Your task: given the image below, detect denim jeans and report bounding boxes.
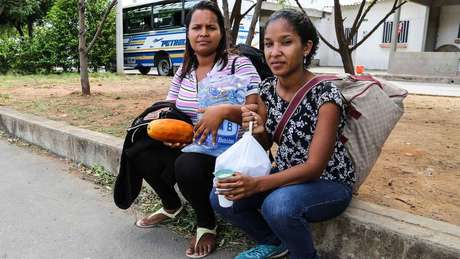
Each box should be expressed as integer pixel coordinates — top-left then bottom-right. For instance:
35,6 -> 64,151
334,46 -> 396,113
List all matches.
210,179 -> 352,259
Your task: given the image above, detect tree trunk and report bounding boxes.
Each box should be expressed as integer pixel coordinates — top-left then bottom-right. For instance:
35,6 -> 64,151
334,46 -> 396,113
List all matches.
78,0 -> 90,95
333,0 -> 355,75
79,50 -> 90,95
231,17 -> 242,46
15,23 -> 24,38
27,18 -> 34,39
221,0 -> 232,48
229,0 -> 242,46
339,47 -> 354,74
245,0 -> 262,46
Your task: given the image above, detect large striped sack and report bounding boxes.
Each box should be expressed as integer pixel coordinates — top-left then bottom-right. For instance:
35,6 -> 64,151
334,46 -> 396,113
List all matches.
332,75 -> 408,191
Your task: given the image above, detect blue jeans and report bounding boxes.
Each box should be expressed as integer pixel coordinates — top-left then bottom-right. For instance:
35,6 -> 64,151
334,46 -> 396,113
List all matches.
210,179 -> 352,259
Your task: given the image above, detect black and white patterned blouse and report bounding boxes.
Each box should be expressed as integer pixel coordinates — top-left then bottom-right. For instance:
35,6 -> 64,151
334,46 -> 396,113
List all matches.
260,77 -> 355,187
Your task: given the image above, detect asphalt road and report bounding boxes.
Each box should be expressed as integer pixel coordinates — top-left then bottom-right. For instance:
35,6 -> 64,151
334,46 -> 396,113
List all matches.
390,81 -> 460,97
0,138 -> 237,259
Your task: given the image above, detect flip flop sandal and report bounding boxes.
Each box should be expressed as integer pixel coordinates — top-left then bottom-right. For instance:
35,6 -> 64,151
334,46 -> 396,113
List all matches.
185,226 -> 217,258
135,205 -> 183,228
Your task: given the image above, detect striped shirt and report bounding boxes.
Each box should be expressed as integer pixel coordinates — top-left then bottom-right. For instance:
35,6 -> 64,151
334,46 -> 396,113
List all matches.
166,55 -> 260,124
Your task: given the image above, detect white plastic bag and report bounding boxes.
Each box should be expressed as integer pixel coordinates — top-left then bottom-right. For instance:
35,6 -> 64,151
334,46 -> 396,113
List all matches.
214,131 -> 271,177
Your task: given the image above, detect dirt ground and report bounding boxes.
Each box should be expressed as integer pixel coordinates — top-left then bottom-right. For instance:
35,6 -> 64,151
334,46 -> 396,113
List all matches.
0,74 -> 459,225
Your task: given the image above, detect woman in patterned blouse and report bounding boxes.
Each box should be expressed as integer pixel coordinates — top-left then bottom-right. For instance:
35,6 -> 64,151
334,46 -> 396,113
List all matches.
212,9 -> 355,259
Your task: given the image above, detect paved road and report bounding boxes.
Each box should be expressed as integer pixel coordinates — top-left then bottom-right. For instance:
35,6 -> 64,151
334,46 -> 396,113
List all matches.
0,138 -> 237,259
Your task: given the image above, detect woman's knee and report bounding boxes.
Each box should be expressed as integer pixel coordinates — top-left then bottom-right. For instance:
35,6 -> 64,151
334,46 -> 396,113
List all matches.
261,188 -> 300,226
174,153 -> 214,183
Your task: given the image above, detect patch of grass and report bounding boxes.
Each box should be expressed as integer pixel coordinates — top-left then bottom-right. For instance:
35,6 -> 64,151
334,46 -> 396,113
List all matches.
90,165 -> 115,186
0,73 -> 79,88
0,72 -> 131,89
0,93 -> 11,103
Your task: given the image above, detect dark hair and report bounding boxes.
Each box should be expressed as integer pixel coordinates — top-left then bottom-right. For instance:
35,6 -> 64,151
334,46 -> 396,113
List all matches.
265,9 -> 319,68
180,1 -> 228,79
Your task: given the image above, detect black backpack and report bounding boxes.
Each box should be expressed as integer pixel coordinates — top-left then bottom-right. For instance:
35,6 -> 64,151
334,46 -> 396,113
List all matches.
231,43 -> 273,81
114,101 -> 192,209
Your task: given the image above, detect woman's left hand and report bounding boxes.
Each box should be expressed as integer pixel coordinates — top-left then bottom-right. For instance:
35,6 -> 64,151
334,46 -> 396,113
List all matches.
194,106 -> 225,144
216,173 -> 259,201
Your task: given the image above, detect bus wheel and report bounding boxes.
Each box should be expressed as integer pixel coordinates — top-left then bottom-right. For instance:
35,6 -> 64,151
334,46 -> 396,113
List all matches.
157,58 -> 172,76
138,66 -> 151,75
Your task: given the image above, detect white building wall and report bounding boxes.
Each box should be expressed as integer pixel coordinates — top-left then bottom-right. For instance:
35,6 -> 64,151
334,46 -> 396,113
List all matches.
436,5 -> 460,49
319,0 -> 428,70
314,15 -> 331,66
310,16 -> 330,65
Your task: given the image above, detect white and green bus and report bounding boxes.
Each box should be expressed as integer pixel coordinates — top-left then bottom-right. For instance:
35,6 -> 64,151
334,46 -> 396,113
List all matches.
123,0 -> 259,75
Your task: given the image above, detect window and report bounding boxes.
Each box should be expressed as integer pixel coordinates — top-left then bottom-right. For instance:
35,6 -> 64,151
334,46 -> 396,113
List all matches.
382,20 -> 410,43
122,1 -> 199,33
152,1 -> 198,30
123,5 -> 153,34
345,27 -> 358,46
457,24 -> 460,38
152,2 -> 183,29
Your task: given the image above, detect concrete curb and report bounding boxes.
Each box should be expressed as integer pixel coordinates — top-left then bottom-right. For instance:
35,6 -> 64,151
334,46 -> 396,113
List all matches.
1,107 -> 459,258
0,107 -> 122,174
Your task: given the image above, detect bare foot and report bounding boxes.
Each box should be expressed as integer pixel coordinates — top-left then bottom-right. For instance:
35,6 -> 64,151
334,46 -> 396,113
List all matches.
185,232 -> 216,258
135,208 -> 180,228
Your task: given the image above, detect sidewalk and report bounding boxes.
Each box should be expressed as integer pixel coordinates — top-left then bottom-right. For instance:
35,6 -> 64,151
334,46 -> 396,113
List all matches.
0,137 -> 237,258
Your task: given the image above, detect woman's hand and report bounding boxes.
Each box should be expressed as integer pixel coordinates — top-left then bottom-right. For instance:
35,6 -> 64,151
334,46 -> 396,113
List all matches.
215,173 -> 259,201
241,104 -> 265,134
194,105 -> 226,145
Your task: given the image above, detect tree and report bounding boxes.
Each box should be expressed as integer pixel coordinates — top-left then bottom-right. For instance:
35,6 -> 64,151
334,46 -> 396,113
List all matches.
46,0 -> 79,71
78,0 -> 116,95
0,0 -> 54,38
245,0 -> 263,45
221,0 -> 258,46
45,0 -> 115,73
295,0 -> 406,74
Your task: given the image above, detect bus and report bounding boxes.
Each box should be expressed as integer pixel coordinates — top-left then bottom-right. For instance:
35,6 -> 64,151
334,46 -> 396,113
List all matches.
123,0 -> 260,75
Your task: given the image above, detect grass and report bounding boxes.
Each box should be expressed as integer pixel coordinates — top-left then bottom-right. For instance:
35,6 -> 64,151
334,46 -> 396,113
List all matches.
0,93 -> 10,102
0,72 -> 150,89
0,72 -> 80,88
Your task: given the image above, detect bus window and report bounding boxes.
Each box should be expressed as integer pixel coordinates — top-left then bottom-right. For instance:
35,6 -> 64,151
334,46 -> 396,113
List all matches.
153,2 -> 182,29
152,0 -> 199,29
123,5 -> 153,34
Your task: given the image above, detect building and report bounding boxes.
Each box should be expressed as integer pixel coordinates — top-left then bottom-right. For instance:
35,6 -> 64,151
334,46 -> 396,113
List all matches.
316,0 -> 460,76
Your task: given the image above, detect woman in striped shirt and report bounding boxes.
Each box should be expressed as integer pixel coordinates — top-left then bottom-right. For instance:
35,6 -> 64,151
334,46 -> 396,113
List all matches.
133,1 -> 260,258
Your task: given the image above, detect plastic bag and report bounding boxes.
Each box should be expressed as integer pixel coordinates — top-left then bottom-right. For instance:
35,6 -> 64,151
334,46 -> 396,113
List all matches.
182,74 -> 250,156
214,131 -> 271,177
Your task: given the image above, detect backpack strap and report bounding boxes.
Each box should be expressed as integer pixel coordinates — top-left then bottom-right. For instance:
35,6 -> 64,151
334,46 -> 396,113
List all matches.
230,56 -> 239,75
273,75 -> 340,144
